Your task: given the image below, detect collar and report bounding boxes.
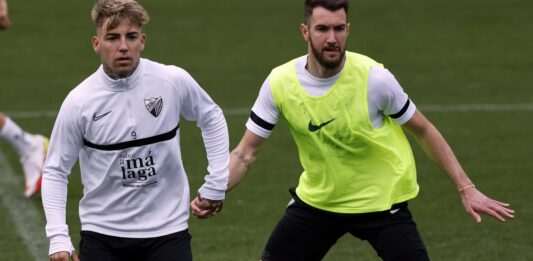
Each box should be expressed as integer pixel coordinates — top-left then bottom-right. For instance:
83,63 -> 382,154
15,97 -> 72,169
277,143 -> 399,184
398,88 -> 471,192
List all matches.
98,58 -> 145,91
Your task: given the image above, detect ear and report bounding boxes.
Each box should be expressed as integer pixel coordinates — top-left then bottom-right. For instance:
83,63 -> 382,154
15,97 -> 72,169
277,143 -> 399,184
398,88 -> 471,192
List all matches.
92,36 -> 100,54
300,23 -> 309,42
346,22 -> 351,36
140,33 -> 146,51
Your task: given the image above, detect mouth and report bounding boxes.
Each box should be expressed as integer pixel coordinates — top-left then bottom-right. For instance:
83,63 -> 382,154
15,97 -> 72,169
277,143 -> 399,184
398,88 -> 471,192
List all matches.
115,57 -> 133,66
116,57 -> 132,62
323,46 -> 340,52
323,47 -> 341,58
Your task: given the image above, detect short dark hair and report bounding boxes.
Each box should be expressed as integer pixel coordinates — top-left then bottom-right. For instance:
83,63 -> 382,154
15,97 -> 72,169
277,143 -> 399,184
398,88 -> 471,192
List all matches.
304,0 -> 349,24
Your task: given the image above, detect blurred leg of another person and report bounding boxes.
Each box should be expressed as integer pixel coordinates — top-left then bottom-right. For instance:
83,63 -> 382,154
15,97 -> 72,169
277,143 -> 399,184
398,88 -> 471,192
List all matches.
0,113 -> 48,197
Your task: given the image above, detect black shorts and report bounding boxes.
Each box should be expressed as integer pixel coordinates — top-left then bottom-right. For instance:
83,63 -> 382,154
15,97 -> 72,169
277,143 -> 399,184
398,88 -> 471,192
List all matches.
262,189 -> 430,261
79,229 -> 192,261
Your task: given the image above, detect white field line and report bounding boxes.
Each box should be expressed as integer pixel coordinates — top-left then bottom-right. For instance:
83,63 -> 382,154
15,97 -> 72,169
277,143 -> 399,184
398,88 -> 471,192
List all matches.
5,103 -> 533,119
0,151 -> 48,261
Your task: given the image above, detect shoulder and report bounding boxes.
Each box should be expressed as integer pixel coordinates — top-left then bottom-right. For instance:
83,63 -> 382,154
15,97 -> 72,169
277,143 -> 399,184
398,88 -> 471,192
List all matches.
346,52 -> 380,66
62,73 -> 100,110
269,55 -> 306,91
368,65 -> 405,104
271,55 -> 305,75
368,66 -> 398,88
142,58 -> 189,77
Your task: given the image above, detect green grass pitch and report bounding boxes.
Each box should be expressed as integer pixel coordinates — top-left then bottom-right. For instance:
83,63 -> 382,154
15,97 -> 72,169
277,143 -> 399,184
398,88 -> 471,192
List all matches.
1,0 -> 532,260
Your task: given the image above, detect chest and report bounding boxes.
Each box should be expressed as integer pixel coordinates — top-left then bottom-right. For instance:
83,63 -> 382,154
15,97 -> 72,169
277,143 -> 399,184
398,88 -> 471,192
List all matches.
81,85 -> 181,145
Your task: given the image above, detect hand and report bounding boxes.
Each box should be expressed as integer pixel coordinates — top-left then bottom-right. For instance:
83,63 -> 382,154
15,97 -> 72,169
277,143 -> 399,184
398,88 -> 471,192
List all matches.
49,250 -> 79,261
460,187 -> 514,223
190,193 -> 224,219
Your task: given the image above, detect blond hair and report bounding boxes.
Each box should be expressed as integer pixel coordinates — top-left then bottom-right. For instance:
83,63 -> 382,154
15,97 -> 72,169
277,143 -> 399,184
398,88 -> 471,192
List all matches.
91,0 -> 149,31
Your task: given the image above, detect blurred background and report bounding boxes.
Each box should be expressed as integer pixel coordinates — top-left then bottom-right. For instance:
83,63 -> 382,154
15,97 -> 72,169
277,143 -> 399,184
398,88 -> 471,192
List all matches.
1,0 -> 531,260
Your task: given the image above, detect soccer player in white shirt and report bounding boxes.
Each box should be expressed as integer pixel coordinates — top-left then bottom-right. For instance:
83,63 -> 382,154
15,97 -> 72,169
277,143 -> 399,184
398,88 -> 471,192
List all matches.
42,1 -> 229,260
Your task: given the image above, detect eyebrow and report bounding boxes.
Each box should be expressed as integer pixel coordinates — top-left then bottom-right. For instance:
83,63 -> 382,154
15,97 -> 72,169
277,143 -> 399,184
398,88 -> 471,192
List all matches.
104,31 -> 140,37
315,22 -> 346,27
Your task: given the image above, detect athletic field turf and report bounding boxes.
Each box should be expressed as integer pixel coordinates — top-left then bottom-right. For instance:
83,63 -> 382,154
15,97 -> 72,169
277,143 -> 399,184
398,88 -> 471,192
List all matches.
1,0 -> 531,260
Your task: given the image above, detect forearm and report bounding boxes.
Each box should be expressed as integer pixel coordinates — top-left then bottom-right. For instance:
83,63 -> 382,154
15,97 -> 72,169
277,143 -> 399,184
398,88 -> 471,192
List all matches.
414,123 -> 473,190
41,172 -> 73,255
198,108 -> 230,200
226,130 -> 264,192
404,110 -> 473,190
227,149 -> 254,191
42,107 -> 81,255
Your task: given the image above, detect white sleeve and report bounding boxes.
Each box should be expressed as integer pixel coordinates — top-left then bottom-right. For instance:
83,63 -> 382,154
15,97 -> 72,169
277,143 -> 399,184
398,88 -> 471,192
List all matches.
42,95 -> 83,255
245,76 -> 279,138
368,66 -> 416,126
177,69 -> 229,200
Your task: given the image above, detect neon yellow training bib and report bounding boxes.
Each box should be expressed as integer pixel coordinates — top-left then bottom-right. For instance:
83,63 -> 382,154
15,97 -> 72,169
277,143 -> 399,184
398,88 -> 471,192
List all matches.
269,52 -> 418,213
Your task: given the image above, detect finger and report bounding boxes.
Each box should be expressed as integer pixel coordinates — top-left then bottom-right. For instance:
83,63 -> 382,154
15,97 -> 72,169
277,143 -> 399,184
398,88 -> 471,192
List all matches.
496,204 -> 515,214
190,201 -> 209,218
496,206 -> 515,219
191,204 -> 215,218
192,208 -> 209,218
191,198 -> 211,210
215,203 -> 224,213
487,202 -> 515,219
480,207 -> 506,222
466,207 -> 482,223
190,200 -> 202,213
490,199 -> 510,206
195,198 -> 215,210
72,250 -> 80,261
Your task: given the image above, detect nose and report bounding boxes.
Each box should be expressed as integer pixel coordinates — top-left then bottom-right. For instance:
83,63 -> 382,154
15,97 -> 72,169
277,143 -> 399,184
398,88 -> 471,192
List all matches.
119,37 -> 128,52
326,30 -> 337,45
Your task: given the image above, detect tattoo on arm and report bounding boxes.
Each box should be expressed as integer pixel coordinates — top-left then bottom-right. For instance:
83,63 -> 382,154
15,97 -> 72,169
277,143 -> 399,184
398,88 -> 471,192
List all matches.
233,151 -> 253,169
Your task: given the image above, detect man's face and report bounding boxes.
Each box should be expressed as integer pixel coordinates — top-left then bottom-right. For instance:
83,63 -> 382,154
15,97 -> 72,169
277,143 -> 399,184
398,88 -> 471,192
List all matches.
92,19 -> 146,78
302,7 -> 349,70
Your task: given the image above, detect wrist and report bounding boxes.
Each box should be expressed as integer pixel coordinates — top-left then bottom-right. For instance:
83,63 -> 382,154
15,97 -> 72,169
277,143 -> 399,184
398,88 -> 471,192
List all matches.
458,184 -> 475,193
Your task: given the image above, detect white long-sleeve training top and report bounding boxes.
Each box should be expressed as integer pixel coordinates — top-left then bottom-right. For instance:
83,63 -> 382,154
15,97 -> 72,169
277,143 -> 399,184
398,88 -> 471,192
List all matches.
42,58 -> 229,255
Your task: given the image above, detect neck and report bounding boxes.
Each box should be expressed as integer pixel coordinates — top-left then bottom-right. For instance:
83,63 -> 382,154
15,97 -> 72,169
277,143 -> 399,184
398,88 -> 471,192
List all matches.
103,60 -> 140,80
305,54 -> 345,78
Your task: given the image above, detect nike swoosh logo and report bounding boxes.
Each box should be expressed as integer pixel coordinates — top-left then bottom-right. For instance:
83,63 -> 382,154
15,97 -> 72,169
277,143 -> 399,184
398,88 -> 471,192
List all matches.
92,111 -> 112,121
389,208 -> 400,214
308,118 -> 336,132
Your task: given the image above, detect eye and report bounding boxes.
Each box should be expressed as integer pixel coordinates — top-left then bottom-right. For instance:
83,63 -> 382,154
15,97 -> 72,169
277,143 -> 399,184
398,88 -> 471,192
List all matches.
315,26 -> 328,32
334,25 -> 346,32
105,35 -> 119,41
127,33 -> 140,40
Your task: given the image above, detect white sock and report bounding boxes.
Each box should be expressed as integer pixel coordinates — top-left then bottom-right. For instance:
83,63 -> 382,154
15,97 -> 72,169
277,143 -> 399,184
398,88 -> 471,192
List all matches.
0,117 -> 35,157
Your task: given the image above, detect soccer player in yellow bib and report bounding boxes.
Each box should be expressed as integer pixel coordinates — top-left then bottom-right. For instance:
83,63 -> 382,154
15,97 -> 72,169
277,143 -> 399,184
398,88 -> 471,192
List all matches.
219,0 -> 515,260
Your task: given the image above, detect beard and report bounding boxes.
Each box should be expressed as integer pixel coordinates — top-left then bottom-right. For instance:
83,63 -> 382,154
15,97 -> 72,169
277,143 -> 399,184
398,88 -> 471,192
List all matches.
309,38 -> 346,70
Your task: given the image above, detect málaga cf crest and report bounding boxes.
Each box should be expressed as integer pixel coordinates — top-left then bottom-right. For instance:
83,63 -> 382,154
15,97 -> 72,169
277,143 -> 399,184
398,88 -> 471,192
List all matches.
144,97 -> 163,117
